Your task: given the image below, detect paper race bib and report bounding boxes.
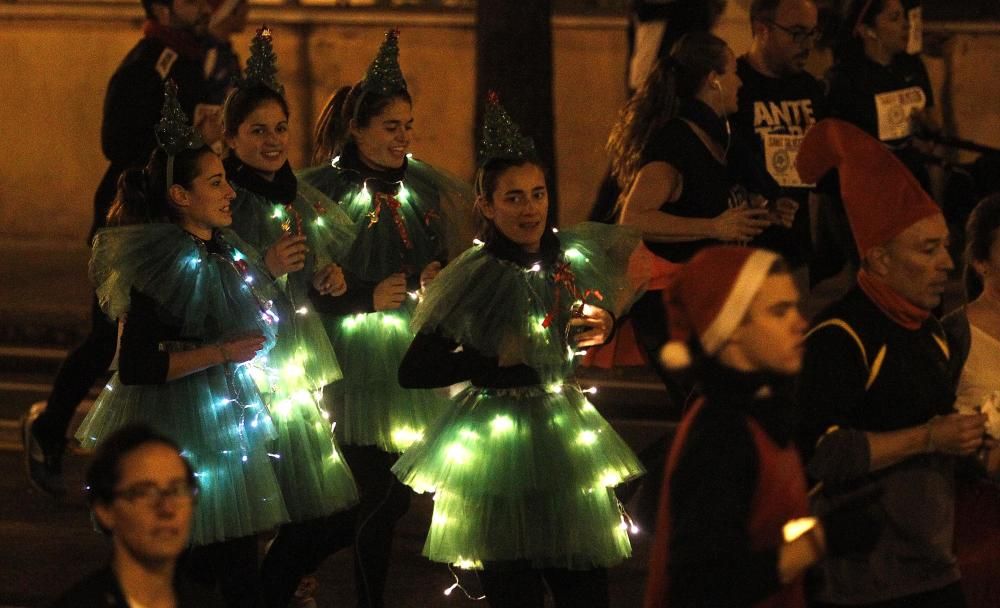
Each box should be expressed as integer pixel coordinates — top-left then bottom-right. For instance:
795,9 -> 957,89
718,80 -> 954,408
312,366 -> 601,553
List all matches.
764,133 -> 813,188
874,86 -> 926,141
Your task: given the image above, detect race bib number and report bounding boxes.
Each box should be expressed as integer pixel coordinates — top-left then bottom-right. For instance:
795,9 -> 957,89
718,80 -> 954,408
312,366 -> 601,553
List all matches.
764,133 -> 813,188
155,48 -> 178,80
874,86 -> 926,141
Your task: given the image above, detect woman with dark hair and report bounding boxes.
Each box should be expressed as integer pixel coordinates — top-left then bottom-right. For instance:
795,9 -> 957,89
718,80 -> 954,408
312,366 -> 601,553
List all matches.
606,32 -> 779,375
221,27 -> 360,608
294,29 -> 472,608
75,82 -> 289,607
826,0 -> 936,188
609,32 -> 779,262
942,194 -> 1000,608
392,96 -> 645,608
52,424 -> 226,608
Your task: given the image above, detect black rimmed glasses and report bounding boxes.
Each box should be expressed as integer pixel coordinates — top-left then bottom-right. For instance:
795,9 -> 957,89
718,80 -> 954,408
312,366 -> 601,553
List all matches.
113,480 -> 198,507
764,20 -> 822,45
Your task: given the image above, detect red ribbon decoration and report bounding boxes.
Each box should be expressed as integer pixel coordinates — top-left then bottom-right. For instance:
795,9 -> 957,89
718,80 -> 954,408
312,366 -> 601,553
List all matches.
541,261 -> 605,328
282,203 -> 303,235
312,200 -> 327,217
367,192 -> 413,250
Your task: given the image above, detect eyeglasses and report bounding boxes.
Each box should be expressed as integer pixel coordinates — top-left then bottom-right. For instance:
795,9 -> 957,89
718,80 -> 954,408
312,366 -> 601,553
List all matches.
764,19 -> 822,45
113,480 -> 198,507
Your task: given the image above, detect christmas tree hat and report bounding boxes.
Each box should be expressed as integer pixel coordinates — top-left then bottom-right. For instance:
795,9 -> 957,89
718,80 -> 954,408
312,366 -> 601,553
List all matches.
155,80 -> 204,185
240,25 -> 284,95
477,91 -> 538,166
360,29 -> 407,96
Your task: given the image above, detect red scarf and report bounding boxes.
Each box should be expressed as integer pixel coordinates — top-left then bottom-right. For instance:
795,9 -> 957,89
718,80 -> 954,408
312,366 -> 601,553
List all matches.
143,20 -> 204,61
857,268 -> 930,330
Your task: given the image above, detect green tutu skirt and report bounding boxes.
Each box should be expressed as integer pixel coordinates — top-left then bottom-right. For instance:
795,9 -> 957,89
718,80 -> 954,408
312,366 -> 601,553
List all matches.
392,382 -> 644,569
77,364 -> 290,546
251,300 -> 358,521
325,301 -> 450,453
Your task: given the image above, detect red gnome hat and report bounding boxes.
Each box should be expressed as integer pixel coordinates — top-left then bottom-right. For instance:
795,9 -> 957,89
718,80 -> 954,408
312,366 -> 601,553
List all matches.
660,246 -> 780,369
795,118 -> 941,257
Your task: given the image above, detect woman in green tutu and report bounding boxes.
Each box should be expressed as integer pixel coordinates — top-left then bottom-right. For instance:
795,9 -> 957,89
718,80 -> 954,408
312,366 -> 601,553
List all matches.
77,82 -> 289,606
221,27 -> 360,608
392,95 -> 646,608
296,29 -> 472,607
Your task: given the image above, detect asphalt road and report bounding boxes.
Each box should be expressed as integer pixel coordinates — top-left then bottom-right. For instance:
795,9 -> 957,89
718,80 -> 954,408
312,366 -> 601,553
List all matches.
0,446 -> 654,608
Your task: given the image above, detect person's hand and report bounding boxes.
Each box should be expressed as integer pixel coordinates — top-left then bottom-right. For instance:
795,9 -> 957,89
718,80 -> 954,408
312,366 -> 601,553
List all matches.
927,412 -> 987,456
218,334 -> 266,364
568,304 -> 613,348
420,261 -> 442,292
194,104 -> 224,145
373,273 -> 406,311
264,233 -> 308,277
711,205 -> 771,243
772,197 -> 799,229
312,263 -> 347,296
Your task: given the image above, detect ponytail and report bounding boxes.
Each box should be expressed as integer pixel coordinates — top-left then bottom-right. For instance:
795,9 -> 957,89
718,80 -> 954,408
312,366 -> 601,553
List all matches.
106,145 -> 214,227
311,82 -> 412,164
312,85 -> 354,165
607,31 -> 729,192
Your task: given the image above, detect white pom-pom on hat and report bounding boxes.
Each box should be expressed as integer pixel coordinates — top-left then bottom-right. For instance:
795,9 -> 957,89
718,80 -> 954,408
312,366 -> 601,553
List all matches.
660,340 -> 692,369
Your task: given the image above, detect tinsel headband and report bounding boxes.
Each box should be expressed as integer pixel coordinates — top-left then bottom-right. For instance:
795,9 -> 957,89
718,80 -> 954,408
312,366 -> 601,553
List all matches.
238,25 -> 284,95
353,28 -> 408,123
155,80 -> 204,187
477,91 -> 538,167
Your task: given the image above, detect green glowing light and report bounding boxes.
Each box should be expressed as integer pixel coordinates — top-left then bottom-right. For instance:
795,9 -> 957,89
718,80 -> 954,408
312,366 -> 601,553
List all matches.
392,426 -> 424,449
445,443 -> 472,464
577,430 -> 598,446
490,415 -> 514,435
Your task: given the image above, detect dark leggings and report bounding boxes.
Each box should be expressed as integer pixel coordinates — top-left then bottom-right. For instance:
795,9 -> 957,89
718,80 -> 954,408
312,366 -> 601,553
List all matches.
479,562 -> 609,608
182,534 -> 263,608
260,443 -> 411,608
32,295 -> 117,451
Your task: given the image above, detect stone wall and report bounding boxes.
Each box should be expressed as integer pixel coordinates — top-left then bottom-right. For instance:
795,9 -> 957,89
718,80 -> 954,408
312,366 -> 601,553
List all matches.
0,3 -> 996,243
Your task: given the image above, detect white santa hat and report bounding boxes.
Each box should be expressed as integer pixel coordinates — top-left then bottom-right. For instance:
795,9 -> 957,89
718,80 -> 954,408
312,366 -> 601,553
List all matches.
660,246 -> 780,369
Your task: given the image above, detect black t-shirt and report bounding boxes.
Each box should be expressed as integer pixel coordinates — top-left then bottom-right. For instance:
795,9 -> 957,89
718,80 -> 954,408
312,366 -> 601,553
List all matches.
639,118 -> 749,263
825,52 -> 934,189
826,52 -> 933,145
731,56 -> 827,264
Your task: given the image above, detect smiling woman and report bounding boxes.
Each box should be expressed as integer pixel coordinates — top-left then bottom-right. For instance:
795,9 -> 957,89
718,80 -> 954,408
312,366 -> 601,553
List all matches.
295,28 -> 474,607
221,26 -> 362,608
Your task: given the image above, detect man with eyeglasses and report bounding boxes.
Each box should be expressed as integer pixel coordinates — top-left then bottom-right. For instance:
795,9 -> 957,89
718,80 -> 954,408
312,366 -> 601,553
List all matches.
730,0 -> 826,287
50,425 -> 224,607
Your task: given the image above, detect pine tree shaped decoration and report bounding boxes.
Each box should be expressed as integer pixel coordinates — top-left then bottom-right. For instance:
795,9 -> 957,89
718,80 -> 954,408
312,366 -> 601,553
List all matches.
361,29 -> 407,96
478,91 -> 537,165
155,80 -> 204,155
242,25 -> 284,94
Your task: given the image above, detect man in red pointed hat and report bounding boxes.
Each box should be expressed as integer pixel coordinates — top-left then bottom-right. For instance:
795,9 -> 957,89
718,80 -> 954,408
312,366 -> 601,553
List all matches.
795,118 -> 992,607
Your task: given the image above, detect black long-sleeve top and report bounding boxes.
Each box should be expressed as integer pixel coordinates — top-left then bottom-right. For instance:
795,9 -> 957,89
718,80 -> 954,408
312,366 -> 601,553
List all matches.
117,235 -> 225,386
795,286 -> 961,604
397,230 -> 565,390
